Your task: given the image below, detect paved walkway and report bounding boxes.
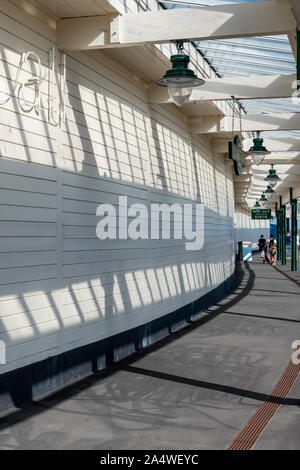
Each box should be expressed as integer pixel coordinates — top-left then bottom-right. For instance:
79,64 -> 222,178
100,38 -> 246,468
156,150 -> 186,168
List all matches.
0,256 -> 299,450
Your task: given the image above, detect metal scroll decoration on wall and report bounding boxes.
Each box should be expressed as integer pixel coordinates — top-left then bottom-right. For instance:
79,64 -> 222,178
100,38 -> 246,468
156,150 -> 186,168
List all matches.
228,97 -> 248,176
0,46 -> 66,126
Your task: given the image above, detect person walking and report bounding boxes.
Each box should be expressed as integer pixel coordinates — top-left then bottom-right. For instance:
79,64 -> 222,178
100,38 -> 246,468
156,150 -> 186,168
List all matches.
268,234 -> 277,266
258,234 -> 267,263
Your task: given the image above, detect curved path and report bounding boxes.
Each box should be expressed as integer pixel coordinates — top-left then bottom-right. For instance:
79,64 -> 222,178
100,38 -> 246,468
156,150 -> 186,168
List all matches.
0,256 -> 299,450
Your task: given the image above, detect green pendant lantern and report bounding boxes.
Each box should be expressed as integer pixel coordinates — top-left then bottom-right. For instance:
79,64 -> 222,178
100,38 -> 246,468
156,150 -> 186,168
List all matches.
156,41 -> 205,106
248,131 -> 271,165
265,185 -> 275,200
264,165 -> 281,188
260,192 -> 268,207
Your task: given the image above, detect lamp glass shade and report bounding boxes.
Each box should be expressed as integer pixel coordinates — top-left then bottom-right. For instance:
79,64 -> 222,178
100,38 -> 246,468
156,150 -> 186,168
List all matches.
251,153 -> 266,166
167,86 -> 193,106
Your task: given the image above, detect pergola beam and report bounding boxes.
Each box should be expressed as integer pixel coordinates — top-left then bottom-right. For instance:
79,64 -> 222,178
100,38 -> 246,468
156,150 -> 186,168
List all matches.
213,138 -> 300,154
190,113 -> 300,134
149,74 -> 296,103
247,152 -> 300,165
57,0 -> 295,50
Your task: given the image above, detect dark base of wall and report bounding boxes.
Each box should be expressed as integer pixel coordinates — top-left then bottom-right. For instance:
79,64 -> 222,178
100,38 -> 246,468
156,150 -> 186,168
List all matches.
0,272 -> 235,414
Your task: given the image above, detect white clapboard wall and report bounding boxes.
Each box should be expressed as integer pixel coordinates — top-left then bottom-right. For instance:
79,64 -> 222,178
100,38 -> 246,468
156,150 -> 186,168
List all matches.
0,0 -> 236,375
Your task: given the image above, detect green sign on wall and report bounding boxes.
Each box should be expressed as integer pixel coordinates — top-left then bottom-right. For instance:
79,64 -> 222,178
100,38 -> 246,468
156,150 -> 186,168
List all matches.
251,209 -> 272,220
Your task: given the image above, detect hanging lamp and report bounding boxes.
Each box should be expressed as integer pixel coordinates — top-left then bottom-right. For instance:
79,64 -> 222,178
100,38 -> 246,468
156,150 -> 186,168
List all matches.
265,185 -> 275,200
248,131 -> 271,166
260,193 -> 268,207
254,200 -> 261,208
264,165 -> 281,188
156,41 -> 205,106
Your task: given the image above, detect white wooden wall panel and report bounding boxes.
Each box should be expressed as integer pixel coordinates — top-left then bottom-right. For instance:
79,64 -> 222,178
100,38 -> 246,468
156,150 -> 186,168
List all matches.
0,1 -> 236,375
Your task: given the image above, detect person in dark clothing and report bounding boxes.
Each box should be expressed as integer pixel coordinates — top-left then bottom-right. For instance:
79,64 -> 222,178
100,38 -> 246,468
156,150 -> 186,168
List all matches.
258,234 -> 267,263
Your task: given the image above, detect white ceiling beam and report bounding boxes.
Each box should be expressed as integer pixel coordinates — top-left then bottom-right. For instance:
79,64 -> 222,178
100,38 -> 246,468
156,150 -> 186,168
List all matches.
262,160 -> 300,165
252,167 -> 300,174
190,113 -> 300,133
57,0 -> 295,50
248,152 -> 300,164
148,74 -> 296,103
213,138 -> 300,154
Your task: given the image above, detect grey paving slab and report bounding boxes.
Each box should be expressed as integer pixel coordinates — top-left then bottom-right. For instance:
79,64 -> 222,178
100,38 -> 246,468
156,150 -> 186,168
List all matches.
0,256 -> 299,450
